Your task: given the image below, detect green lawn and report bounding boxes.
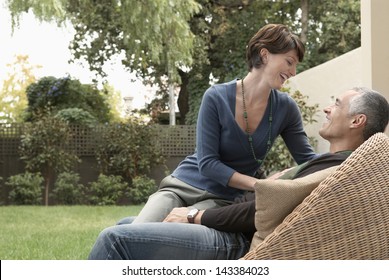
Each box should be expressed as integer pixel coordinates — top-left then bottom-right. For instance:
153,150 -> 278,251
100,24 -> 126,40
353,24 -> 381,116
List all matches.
0,205 -> 143,260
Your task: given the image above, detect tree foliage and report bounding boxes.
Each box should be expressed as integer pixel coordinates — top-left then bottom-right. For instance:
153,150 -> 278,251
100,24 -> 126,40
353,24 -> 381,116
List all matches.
0,55 -> 40,123
7,0 -> 200,82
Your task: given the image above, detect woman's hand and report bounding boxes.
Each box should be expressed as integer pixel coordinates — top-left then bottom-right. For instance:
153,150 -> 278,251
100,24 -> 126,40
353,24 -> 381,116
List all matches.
267,167 -> 294,180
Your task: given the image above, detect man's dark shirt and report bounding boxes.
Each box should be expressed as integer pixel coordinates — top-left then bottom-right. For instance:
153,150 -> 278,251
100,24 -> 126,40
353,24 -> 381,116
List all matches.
200,152 -> 351,240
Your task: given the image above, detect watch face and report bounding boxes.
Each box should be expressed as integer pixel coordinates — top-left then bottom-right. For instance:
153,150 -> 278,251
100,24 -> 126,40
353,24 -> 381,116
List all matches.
187,208 -> 199,223
188,209 -> 198,217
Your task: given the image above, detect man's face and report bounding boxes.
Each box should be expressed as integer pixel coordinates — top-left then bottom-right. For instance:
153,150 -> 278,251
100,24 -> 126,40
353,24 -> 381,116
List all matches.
319,90 -> 360,140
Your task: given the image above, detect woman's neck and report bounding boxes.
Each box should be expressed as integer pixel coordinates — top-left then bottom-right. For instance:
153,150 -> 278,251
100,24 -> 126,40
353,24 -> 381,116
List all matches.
242,72 -> 271,103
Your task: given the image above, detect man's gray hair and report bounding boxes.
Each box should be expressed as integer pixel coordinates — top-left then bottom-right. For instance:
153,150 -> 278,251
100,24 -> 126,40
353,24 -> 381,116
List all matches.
349,87 -> 389,140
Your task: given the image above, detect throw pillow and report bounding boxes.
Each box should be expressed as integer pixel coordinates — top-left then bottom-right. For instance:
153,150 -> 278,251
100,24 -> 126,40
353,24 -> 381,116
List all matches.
250,165 -> 338,250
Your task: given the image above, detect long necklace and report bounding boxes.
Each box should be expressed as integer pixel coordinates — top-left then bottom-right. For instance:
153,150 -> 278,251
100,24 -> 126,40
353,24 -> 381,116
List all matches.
241,78 -> 273,165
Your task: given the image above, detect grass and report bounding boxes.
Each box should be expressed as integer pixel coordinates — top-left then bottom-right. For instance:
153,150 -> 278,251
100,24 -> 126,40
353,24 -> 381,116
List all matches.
0,205 -> 143,260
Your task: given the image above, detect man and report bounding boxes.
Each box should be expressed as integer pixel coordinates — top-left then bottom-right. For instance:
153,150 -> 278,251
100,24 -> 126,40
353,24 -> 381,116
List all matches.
89,87 -> 389,260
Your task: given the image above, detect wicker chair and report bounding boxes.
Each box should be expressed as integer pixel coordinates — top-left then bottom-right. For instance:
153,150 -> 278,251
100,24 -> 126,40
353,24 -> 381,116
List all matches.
243,132 -> 389,260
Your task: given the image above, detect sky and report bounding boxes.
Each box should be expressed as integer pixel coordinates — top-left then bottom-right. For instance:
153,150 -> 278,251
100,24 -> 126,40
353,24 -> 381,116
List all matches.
0,3 -> 152,109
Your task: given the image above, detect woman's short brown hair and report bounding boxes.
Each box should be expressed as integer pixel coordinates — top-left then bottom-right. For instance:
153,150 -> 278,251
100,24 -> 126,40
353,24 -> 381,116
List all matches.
246,24 -> 305,71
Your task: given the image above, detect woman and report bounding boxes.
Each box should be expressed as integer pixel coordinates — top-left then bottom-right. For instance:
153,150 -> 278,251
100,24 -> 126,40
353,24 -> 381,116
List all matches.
131,23 -> 316,223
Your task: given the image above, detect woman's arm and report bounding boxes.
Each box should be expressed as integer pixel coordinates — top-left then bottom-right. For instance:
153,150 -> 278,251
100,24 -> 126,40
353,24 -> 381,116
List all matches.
195,86 -> 237,186
227,172 -> 257,191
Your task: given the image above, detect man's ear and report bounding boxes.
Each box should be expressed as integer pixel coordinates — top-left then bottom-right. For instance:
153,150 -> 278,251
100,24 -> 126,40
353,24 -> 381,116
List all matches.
351,114 -> 367,128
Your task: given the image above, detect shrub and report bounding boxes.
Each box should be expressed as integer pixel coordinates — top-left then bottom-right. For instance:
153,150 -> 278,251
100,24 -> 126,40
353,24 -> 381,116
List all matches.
55,108 -> 97,127
128,175 -> 156,204
52,172 -> 85,205
95,117 -> 166,180
6,172 -> 44,205
87,174 -> 128,206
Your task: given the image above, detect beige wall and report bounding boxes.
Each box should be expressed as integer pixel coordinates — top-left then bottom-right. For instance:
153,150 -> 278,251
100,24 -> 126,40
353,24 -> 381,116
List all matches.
361,0 -> 389,136
286,0 -> 389,153
361,0 -> 389,98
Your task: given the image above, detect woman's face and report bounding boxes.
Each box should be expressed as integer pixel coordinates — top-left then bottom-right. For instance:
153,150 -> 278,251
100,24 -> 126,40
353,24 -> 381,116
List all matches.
262,49 -> 299,89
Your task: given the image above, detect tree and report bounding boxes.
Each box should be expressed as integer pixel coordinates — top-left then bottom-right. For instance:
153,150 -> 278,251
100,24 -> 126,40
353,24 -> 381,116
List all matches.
297,0 -> 361,69
6,0 -> 360,123
0,55 -> 40,123
7,0 -> 201,125
102,83 -> 123,122
19,115 -> 80,206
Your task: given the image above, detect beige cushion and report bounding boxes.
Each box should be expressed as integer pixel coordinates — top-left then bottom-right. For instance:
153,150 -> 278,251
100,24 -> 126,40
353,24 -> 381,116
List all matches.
250,165 -> 338,250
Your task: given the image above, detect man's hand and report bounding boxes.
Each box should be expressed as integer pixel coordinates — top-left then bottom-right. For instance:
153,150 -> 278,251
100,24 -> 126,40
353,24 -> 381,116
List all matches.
163,207 -> 190,223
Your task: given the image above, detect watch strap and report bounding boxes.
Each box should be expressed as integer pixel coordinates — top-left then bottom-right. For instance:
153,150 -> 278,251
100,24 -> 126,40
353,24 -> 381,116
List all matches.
187,208 -> 199,223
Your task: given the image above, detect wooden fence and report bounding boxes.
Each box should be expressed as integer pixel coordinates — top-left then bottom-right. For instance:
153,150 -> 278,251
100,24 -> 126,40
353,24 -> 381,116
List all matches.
0,123 -> 197,204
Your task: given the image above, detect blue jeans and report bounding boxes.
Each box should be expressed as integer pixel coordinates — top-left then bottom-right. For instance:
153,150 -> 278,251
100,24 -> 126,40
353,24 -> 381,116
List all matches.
88,217 -> 250,260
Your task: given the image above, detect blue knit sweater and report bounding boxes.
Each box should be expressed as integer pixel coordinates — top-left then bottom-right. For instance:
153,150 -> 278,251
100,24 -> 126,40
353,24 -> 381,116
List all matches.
172,79 -> 316,200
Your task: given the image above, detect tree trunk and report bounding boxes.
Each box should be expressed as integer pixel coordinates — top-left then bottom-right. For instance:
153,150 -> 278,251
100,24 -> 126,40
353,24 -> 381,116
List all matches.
166,58 -> 176,125
44,170 -> 51,206
177,70 -> 190,124
300,0 -> 309,44
168,82 -> 176,125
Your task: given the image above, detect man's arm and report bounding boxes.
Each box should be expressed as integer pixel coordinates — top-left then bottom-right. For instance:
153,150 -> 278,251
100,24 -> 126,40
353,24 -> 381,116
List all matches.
164,200 -> 256,234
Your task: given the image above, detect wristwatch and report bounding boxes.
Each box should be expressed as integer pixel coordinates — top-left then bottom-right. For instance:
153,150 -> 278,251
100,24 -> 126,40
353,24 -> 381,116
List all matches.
187,208 -> 199,223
